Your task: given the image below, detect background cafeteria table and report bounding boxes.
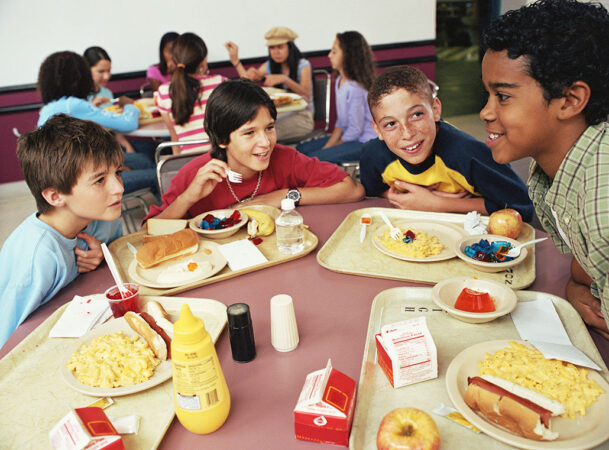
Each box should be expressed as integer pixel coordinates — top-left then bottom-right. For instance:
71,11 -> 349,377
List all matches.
2,197 -> 607,449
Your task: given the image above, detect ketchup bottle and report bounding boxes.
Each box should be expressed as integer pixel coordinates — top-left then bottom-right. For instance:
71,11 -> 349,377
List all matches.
171,304 -> 230,434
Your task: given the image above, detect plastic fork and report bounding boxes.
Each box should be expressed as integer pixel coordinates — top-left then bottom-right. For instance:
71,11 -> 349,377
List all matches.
379,212 -> 401,241
505,237 -> 547,258
226,168 -> 242,183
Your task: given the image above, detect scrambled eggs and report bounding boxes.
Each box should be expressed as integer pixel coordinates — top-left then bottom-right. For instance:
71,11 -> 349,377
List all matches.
477,341 -> 604,419
66,331 -> 160,388
376,228 -> 444,258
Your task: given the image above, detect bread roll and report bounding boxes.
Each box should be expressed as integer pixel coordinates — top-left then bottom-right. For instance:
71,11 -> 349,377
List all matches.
136,228 -> 198,269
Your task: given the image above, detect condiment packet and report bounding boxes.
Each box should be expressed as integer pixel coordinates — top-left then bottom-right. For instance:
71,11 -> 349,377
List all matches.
86,397 -> 114,410
49,295 -> 110,338
218,239 -> 268,271
432,403 -> 480,433
108,415 -> 140,435
511,297 -> 601,370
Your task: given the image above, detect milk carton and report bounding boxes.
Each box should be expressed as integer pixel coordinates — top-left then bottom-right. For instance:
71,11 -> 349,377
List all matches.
375,317 -> 438,388
49,407 -> 124,450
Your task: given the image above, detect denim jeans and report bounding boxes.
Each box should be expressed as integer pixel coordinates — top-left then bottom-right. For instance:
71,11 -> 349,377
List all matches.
122,152 -> 158,196
296,136 -> 363,164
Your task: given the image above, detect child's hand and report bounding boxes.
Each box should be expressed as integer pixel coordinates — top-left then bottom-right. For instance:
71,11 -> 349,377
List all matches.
224,41 -> 240,66
180,159 -> 228,205
246,67 -> 264,82
263,74 -> 286,86
75,233 -> 104,273
426,183 -> 473,199
387,180 -> 443,210
91,97 -> 112,107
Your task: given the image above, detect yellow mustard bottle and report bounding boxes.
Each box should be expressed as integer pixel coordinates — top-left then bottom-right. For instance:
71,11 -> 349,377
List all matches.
171,304 -> 230,434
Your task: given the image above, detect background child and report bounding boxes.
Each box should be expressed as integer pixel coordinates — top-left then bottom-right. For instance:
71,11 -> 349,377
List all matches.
155,32 -> 225,154
225,26 -> 314,142
37,51 -> 157,195
147,31 -> 179,92
0,115 -> 124,347
296,31 -> 376,164
360,65 -> 533,220
480,0 -> 609,337
146,78 -> 363,220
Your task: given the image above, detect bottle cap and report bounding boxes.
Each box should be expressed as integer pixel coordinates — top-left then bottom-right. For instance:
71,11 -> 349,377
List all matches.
227,303 -> 256,362
174,304 -> 208,344
281,198 -> 295,211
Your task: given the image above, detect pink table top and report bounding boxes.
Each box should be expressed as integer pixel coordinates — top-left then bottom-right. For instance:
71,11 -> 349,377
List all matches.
2,197 -> 607,449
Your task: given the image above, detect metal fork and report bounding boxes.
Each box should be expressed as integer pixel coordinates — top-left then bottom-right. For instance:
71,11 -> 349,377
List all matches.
226,168 -> 242,183
379,212 -> 402,241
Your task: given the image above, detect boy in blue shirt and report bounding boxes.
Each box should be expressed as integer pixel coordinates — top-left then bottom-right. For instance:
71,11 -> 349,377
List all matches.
360,65 -> 534,221
480,0 -> 609,338
0,115 -> 124,347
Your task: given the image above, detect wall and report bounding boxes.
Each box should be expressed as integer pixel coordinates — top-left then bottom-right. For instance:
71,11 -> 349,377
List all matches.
0,1 -> 437,184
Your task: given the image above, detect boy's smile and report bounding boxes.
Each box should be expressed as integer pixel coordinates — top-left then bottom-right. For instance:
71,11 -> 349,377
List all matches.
480,50 -> 563,167
224,106 -> 276,179
371,88 -> 442,166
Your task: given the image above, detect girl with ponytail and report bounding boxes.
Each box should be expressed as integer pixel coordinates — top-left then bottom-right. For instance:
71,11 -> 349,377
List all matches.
155,32 -> 226,154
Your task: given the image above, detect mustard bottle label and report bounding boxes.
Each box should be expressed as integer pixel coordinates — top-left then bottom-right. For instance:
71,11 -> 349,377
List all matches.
173,354 -> 224,411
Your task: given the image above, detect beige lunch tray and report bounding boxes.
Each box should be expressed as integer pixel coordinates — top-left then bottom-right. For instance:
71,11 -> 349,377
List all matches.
350,287 -> 609,450
110,205 -> 318,296
0,295 -> 228,450
317,207 -> 536,289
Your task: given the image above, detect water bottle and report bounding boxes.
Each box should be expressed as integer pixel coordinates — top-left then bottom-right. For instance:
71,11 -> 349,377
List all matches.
275,198 -> 304,254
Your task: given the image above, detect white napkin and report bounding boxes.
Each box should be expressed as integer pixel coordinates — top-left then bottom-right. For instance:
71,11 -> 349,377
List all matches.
463,211 -> 487,235
49,295 -> 111,338
218,239 -> 268,271
511,297 -> 601,370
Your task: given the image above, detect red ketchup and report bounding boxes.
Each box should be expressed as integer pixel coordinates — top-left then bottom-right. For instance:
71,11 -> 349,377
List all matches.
105,285 -> 140,318
454,288 -> 496,313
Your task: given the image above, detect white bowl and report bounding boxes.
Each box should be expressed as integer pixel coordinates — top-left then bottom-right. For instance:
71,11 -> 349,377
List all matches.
189,209 -> 248,239
432,276 -> 518,324
455,234 -> 527,273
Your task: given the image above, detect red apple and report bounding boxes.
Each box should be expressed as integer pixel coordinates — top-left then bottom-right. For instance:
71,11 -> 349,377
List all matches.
376,408 -> 440,450
488,208 -> 523,239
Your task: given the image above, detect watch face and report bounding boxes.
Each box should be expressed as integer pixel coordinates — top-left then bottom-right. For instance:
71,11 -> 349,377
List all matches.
287,189 -> 301,202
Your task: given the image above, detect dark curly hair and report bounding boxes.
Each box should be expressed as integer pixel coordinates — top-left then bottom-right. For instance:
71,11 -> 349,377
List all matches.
482,0 -> 609,125
204,79 -> 276,162
336,31 -> 375,91
38,51 -> 95,104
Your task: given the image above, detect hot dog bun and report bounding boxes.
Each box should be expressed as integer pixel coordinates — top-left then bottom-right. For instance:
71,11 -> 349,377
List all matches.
143,301 -> 174,339
124,311 -> 168,360
464,375 -> 563,440
137,228 -> 198,269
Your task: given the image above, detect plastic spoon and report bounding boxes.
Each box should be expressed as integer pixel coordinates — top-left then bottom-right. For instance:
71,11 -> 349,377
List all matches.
506,237 -> 548,258
101,243 -> 130,298
359,214 -> 371,243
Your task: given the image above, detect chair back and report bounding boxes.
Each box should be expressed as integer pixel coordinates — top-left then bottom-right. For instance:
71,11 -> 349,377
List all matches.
312,69 -> 331,132
155,139 -> 211,163
156,150 -> 208,196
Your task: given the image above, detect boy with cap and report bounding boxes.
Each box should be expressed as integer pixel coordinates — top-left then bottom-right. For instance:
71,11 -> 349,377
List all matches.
480,0 -> 609,338
225,26 -> 314,141
360,65 -> 533,220
0,115 -> 124,347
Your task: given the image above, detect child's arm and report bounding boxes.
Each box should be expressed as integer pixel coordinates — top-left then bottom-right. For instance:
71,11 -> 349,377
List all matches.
387,180 -> 488,214
159,111 -> 181,154
566,258 -> 609,338
264,64 -> 312,99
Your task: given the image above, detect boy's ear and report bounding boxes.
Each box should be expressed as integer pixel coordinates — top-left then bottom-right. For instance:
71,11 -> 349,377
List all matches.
557,80 -> 590,120
432,97 -> 442,122
41,187 -> 66,208
371,119 -> 384,141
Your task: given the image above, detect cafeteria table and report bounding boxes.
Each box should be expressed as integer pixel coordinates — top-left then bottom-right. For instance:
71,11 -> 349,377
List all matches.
2,197 -> 607,449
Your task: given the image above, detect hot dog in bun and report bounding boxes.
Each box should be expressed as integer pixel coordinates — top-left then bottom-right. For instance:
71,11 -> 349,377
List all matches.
464,374 -> 565,440
125,301 -> 173,360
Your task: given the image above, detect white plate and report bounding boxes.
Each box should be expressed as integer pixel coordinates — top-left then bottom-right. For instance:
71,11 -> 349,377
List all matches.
61,295 -> 227,397
189,209 -> 248,239
128,241 -> 227,288
372,220 -> 466,262
269,92 -> 302,101
445,340 -> 609,449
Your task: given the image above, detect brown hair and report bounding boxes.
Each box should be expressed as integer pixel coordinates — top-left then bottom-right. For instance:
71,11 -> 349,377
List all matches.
336,31 -> 376,91
367,65 -> 434,116
17,114 -> 123,214
169,32 -> 208,125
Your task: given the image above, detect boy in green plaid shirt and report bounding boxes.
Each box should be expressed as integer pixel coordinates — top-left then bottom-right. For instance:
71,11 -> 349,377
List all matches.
480,0 -> 609,339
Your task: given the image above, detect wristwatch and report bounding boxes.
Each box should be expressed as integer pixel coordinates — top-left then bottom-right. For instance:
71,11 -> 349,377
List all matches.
286,188 -> 301,206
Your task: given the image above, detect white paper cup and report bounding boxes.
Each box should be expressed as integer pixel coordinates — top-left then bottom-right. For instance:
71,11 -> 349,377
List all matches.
270,294 -> 299,352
